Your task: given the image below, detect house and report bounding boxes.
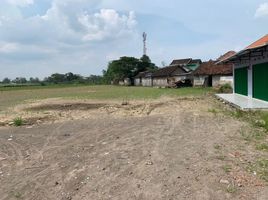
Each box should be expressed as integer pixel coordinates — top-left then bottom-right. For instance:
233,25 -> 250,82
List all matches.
193,51 -> 236,87
193,61 -> 233,87
151,65 -> 190,87
225,34 -> 268,102
134,71 -> 153,87
151,58 -> 202,87
216,34 -> 268,109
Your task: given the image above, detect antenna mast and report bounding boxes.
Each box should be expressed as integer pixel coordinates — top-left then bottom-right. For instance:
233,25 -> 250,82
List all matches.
143,32 -> 147,56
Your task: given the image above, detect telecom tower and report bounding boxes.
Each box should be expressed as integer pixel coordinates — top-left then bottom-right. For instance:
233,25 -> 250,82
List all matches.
143,32 -> 147,56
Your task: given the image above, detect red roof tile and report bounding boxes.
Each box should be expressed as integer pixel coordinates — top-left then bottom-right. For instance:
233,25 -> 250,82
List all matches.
216,51 -> 236,63
193,61 -> 233,76
246,34 -> 268,50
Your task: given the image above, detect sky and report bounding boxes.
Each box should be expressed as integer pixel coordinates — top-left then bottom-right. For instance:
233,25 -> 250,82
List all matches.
0,0 -> 268,80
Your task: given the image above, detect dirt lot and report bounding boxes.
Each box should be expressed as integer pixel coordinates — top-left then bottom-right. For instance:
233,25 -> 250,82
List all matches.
0,97 -> 268,200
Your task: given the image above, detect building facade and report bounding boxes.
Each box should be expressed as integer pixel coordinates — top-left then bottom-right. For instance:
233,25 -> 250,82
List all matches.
226,34 -> 268,102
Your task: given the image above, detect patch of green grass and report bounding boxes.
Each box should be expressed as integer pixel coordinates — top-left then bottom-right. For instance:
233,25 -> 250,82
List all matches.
240,130 -> 267,142
208,108 -> 218,115
0,85 -> 213,111
214,144 -> 222,150
240,130 -> 252,142
259,112 -> 268,132
222,165 -> 232,173
253,131 -> 267,140
218,83 -> 233,94
258,160 -> 268,182
230,109 -> 246,119
216,155 -> 226,161
256,143 -> 268,151
13,117 -> 23,126
248,159 -> 268,182
226,184 -> 237,194
11,191 -> 22,199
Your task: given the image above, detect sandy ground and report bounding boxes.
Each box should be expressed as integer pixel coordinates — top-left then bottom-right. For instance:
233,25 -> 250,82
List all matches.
0,97 -> 268,200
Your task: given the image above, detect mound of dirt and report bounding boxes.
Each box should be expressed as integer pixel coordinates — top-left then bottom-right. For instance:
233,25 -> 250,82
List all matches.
26,103 -> 106,111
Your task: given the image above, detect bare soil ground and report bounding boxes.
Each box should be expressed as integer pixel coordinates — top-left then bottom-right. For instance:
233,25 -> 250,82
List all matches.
0,97 -> 268,200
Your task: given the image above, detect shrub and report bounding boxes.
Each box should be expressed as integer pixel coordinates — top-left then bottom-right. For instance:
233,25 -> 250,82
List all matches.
13,117 -> 23,126
218,83 -> 233,93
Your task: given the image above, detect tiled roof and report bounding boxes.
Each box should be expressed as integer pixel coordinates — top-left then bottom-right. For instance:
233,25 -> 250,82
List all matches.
189,59 -> 202,65
216,51 -> 236,63
193,61 -> 233,76
135,71 -> 152,78
246,34 -> 268,50
152,65 -> 188,77
170,58 -> 192,66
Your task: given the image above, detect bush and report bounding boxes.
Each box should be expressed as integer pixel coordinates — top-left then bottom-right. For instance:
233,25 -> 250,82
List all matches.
13,117 -> 23,126
218,83 -> 233,93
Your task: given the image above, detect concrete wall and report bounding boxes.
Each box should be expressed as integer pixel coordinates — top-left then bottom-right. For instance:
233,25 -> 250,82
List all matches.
152,76 -> 188,87
142,78 -> 153,87
212,75 -> 233,87
153,78 -> 168,87
124,78 -> 131,86
193,76 -> 207,86
119,81 -> 124,86
194,75 -> 233,87
134,78 -> 141,86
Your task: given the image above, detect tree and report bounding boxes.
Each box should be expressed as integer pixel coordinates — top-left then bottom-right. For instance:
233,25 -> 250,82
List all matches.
64,72 -> 81,82
2,78 -> 11,84
103,55 -> 159,84
138,55 -> 158,72
29,77 -> 40,83
47,73 -> 65,84
103,57 -> 140,84
140,55 -> 151,63
12,77 -> 27,84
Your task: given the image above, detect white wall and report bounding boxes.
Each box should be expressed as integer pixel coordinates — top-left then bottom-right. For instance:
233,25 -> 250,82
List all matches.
193,76 -> 207,86
134,78 -> 141,86
153,78 -> 168,87
142,78 -> 152,87
212,76 -> 233,87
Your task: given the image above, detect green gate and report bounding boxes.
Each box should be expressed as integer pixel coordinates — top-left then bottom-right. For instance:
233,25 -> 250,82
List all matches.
234,67 -> 248,96
253,63 -> 268,102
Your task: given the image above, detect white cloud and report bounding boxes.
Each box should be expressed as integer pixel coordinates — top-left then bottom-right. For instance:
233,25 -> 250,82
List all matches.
0,42 -> 18,53
255,3 -> 268,18
6,0 -> 34,7
0,0 -> 140,79
78,9 -> 137,41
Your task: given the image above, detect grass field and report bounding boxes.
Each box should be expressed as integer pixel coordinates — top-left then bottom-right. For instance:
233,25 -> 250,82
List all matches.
0,85 -> 213,111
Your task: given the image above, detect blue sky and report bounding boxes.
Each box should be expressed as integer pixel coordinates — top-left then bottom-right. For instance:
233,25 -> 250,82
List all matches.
0,0 -> 268,79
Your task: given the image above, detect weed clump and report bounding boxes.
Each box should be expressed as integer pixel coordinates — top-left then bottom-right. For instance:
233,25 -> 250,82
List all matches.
256,143 -> 268,151
248,159 -> 268,182
13,117 -> 23,126
218,84 -> 233,94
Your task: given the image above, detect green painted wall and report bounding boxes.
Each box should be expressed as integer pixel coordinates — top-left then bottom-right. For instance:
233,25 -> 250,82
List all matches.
253,62 -> 268,102
234,67 -> 248,96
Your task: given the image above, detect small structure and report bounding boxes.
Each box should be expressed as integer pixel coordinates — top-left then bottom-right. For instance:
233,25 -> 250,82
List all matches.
134,71 -> 153,87
151,58 -> 201,87
217,34 -> 268,109
193,62 -> 233,87
193,51 -> 235,87
152,65 -> 190,87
